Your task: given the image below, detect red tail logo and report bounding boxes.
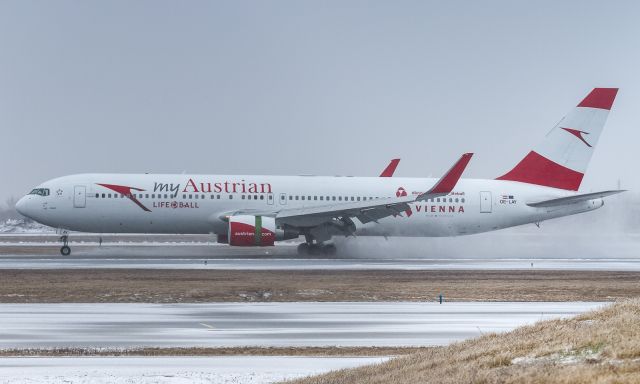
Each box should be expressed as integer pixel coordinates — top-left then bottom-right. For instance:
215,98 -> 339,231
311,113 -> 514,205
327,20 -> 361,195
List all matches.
561,128 -> 592,147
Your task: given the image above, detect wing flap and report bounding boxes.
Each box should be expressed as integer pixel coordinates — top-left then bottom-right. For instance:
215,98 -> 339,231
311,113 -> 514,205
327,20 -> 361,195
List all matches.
276,198 -> 414,227
276,153 -> 472,227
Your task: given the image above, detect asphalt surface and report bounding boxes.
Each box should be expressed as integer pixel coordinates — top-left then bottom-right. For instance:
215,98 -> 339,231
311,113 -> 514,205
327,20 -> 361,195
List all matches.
1,246 -> 640,270
0,302 -> 603,349
3,233 -> 640,270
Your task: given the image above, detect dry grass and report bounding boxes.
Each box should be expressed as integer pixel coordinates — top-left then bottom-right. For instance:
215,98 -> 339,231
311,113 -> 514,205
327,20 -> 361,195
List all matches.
0,346 -> 425,357
0,269 -> 639,302
287,299 -> 640,384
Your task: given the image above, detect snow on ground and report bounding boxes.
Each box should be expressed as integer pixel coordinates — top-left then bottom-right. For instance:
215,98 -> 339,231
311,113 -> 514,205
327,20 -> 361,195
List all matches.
0,356 -> 388,384
0,219 -> 54,234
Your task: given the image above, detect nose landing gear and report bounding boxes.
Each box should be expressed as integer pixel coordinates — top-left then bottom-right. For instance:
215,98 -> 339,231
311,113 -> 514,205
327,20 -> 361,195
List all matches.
60,234 -> 71,256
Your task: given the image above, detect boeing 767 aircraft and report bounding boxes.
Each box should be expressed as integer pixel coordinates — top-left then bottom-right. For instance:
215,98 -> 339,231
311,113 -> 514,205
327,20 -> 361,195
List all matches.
16,88 -> 622,255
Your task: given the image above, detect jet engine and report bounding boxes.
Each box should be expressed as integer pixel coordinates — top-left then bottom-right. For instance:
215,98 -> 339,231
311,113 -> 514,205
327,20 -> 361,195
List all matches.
228,215 -> 299,246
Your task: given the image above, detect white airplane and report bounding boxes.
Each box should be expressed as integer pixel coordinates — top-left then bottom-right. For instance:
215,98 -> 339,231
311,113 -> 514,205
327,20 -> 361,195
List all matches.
16,88 -> 623,256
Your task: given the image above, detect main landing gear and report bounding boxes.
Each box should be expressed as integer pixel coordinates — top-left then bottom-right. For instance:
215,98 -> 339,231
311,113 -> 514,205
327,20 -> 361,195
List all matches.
297,242 -> 337,256
60,234 -> 71,256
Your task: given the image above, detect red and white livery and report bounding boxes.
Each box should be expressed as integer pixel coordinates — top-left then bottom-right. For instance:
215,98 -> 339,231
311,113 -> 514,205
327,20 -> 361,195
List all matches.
16,88 -> 623,255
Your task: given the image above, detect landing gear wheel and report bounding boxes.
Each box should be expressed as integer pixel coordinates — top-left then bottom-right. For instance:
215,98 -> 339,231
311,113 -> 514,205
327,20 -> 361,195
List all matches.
322,244 -> 337,256
59,233 -> 70,256
308,244 -> 322,256
297,243 -> 310,255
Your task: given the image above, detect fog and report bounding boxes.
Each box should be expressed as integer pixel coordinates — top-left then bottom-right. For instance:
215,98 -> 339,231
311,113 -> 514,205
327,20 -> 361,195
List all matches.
1,2 -> 639,260
337,192 -> 640,259
1,1 -> 639,201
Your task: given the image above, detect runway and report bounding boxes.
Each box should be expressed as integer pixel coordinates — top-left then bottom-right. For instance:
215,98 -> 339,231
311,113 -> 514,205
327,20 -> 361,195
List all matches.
3,232 -> 640,270
3,255 -> 640,270
0,302 -> 602,349
0,356 -> 388,384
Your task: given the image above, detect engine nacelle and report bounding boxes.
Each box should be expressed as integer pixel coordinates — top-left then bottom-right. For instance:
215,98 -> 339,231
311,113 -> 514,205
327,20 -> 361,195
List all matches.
228,215 -> 300,246
229,215 -> 276,246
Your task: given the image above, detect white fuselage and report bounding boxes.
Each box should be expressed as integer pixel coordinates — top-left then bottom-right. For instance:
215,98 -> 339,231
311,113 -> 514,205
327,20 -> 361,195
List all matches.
16,173 -> 603,238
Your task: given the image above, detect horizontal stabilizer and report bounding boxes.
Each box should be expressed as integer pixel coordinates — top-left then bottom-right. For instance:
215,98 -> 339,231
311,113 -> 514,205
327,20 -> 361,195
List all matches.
526,190 -> 625,208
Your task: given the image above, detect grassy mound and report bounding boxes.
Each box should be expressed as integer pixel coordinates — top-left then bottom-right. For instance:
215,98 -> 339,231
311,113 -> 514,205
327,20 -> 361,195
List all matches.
289,299 -> 640,384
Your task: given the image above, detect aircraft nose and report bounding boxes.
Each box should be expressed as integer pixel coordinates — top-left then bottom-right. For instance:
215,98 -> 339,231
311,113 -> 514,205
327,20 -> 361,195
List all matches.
15,196 -> 30,217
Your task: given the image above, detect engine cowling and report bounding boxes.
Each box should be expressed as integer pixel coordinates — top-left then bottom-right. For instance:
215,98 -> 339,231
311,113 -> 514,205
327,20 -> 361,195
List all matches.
228,215 -> 277,246
227,215 -> 300,246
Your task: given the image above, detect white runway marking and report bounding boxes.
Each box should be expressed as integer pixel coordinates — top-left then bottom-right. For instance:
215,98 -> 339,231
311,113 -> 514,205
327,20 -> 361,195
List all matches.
0,302 -> 603,349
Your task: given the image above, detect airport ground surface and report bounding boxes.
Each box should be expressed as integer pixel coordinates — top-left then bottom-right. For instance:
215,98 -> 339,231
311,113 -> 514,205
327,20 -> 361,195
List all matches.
1,234 -> 638,383
3,232 -> 640,271
0,302 -> 601,349
0,268 -> 638,302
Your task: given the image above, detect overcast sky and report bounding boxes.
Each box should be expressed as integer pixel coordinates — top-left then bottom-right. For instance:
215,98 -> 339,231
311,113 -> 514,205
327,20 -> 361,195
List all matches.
1,1 -> 638,203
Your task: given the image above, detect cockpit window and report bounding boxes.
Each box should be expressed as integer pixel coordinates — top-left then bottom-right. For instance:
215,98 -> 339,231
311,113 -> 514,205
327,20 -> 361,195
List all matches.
29,188 -> 50,196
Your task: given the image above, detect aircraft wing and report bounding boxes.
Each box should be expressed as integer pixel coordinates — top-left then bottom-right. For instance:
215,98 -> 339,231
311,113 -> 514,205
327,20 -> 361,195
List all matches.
379,159 -> 400,177
526,190 -> 625,208
276,153 -> 473,227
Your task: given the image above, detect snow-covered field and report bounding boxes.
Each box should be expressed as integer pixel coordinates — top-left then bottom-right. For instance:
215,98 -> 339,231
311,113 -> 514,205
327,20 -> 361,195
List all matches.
0,219 -> 54,234
0,356 -> 388,384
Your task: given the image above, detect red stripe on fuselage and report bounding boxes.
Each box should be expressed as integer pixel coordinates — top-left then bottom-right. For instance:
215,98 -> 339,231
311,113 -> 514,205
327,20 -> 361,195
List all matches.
96,183 -> 151,212
496,151 -> 584,191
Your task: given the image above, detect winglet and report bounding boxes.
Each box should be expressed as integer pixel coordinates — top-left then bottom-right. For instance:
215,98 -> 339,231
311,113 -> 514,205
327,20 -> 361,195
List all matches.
417,153 -> 473,200
379,158 -> 400,177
